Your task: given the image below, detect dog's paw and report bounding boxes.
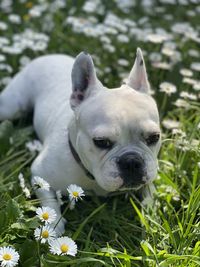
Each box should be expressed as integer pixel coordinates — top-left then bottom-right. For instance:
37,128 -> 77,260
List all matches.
52,217 -> 67,236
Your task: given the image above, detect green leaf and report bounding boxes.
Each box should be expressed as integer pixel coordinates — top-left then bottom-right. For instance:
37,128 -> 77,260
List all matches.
10,222 -> 29,230
7,199 -> 22,223
16,239 -> 38,266
43,255 -> 107,266
0,210 -> 7,231
129,198 -> 150,232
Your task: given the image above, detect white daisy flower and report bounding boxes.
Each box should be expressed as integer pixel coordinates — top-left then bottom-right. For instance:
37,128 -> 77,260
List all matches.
193,82 -> 200,91
18,173 -> 31,198
152,61 -> 172,70
67,184 -> 85,202
188,49 -> 199,58
159,82 -> 177,96
0,246 -> 19,267
8,14 -> 21,24
190,62 -> 200,72
179,68 -> 193,77
23,187 -> 31,199
36,206 -> 57,224
0,22 -> 8,31
161,47 -> 175,57
18,173 -> 25,189
180,91 -> 197,100
32,176 -> 50,191
147,33 -> 168,44
25,139 -> 43,152
49,236 -> 77,256
34,225 -> 57,244
183,77 -> 197,85
162,119 -> 180,130
174,99 -> 190,109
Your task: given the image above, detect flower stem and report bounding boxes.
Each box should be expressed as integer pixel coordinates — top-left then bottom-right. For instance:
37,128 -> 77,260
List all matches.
37,240 -> 41,267
53,202 -> 71,231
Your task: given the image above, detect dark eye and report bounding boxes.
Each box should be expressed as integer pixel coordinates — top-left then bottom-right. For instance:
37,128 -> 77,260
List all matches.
146,133 -> 160,146
93,138 -> 114,149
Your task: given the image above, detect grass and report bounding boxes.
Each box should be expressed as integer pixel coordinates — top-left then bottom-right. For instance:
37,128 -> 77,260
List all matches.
0,0 -> 200,266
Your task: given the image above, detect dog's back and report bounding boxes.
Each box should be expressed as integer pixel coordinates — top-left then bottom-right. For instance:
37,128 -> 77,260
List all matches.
0,55 -> 74,141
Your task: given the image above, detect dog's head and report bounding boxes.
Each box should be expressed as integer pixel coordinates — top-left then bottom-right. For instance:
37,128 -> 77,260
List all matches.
69,48 -> 161,192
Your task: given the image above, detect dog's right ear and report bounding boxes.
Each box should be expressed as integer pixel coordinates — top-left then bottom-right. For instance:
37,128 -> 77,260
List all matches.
126,48 -> 150,94
70,52 -> 100,110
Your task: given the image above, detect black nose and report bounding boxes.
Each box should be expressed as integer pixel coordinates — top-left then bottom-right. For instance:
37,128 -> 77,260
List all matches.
117,152 -> 146,186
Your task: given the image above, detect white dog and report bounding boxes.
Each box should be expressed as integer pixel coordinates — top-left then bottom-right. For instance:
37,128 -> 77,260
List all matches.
0,48 -> 161,233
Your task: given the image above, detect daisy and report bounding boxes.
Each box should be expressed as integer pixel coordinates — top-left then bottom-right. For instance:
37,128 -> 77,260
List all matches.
36,206 -> 57,224
190,62 -> 200,72
49,236 -> 77,256
18,173 -> 31,198
34,225 -> 57,244
25,139 -> 43,152
162,119 -> 180,130
174,99 -> 190,108
159,82 -> 177,96
23,187 -> 31,199
152,61 -> 172,70
0,22 -> 8,31
188,49 -> 199,58
180,91 -> 197,100
67,184 -> 85,202
161,47 -> 174,57
182,77 -> 197,85
147,33 -> 168,44
32,176 -> 50,191
18,173 -> 25,189
8,14 -> 21,24
179,68 -> 193,77
193,82 -> 200,91
0,246 -> 19,267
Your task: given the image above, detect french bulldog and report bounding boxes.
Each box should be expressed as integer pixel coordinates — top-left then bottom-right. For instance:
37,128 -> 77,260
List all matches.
0,48 -> 161,234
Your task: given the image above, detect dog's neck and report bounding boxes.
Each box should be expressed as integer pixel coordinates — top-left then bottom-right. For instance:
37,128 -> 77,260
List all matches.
68,118 -> 95,180
68,135 -> 95,180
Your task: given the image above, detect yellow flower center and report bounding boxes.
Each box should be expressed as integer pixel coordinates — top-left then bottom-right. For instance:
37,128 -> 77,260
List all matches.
42,212 -> 49,220
72,191 -> 79,197
3,253 -> 12,261
60,244 -> 69,253
25,2 -> 33,8
42,230 -> 49,238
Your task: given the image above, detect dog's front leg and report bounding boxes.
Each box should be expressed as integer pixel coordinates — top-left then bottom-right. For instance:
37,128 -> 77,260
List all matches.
33,185 -> 66,235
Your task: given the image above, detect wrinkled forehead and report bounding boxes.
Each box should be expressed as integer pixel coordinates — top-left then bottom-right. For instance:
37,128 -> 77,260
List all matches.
77,86 -> 160,134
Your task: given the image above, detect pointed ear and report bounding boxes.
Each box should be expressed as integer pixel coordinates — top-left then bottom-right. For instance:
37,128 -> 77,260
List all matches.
70,52 -> 99,110
126,48 -> 150,94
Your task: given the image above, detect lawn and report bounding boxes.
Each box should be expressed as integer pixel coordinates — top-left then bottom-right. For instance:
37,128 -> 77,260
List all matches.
0,0 -> 199,266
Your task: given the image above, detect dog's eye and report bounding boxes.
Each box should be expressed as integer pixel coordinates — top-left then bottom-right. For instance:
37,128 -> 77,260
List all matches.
93,138 -> 113,149
146,133 -> 160,146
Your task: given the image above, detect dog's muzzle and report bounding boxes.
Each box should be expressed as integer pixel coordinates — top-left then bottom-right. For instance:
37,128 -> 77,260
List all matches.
116,151 -> 147,187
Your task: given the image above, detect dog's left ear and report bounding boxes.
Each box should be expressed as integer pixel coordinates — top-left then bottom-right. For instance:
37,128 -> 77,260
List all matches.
126,48 -> 150,94
70,52 -> 101,110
